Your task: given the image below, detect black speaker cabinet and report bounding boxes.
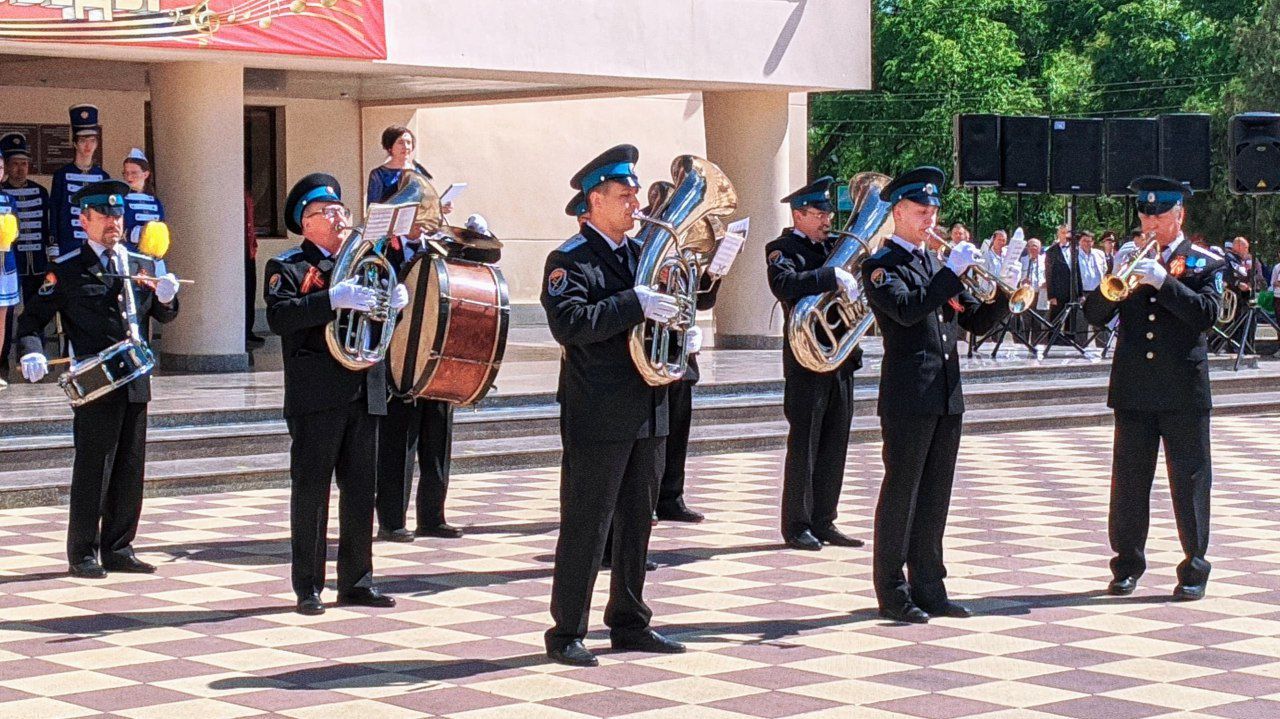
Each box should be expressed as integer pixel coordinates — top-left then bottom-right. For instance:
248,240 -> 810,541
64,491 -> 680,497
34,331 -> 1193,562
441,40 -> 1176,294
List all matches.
1105,118 -> 1159,196
1228,112 -> 1280,195
1050,117 -> 1104,195
999,115 -> 1050,193
954,114 -> 1001,187
1157,114 -> 1211,192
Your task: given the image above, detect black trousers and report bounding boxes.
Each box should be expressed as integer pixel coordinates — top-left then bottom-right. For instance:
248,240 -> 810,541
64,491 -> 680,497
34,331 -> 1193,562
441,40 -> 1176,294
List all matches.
546,434 -> 663,650
873,413 -> 963,611
657,378 -> 694,510
68,391 -> 148,565
1109,409 -> 1212,586
375,397 -> 453,531
781,368 -> 855,537
285,399 -> 378,599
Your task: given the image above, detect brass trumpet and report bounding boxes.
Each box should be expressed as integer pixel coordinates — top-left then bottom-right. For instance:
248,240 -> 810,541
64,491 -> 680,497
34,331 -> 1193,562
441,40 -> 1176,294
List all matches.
927,227 -> 1036,313
1099,232 -> 1159,302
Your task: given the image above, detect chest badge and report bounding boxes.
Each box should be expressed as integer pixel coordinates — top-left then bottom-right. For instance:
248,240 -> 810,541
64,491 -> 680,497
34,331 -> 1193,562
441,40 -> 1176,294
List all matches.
300,266 -> 326,294
870,267 -> 888,287
38,272 -> 57,295
767,249 -> 783,267
1169,256 -> 1186,278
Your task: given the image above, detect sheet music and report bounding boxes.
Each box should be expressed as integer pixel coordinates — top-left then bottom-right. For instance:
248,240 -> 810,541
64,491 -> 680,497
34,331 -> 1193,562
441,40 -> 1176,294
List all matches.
365,203 -> 399,239
708,218 -> 749,277
999,227 -> 1027,285
439,183 -> 468,205
391,206 -> 417,236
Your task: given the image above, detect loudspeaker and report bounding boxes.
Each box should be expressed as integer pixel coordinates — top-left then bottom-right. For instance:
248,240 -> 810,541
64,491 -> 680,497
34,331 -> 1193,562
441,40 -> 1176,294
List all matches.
1228,112 -> 1280,195
999,115 -> 1049,193
954,114 -> 1001,187
1159,113 -> 1211,191
1049,117 -> 1103,195
1105,118 -> 1159,196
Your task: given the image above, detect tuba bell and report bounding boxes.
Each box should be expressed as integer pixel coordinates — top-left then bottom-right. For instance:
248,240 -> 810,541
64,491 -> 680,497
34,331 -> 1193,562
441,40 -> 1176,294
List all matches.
324,172 -> 438,370
787,172 -> 895,373
630,155 -> 738,386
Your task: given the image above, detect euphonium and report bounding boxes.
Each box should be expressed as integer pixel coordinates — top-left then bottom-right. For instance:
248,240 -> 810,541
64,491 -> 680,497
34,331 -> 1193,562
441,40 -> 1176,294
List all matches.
787,172 -> 895,373
324,172 -> 439,370
629,155 -> 738,386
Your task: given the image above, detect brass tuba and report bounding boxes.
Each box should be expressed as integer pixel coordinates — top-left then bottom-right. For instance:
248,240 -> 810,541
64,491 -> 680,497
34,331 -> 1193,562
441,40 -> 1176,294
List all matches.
629,155 -> 738,386
787,172 -> 895,372
324,172 -> 438,370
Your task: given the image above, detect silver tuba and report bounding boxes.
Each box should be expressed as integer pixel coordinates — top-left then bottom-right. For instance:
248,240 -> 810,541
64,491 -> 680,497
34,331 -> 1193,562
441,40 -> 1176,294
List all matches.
787,172 -> 895,373
324,172 -> 438,370
629,155 -> 738,386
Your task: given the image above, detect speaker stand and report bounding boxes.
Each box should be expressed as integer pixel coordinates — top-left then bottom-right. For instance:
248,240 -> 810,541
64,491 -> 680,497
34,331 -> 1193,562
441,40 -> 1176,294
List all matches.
967,186 -> 982,359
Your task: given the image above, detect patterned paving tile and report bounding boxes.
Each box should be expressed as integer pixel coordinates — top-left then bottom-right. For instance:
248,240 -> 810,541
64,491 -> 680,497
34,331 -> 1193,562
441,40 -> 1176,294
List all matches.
2,413 -> 1280,717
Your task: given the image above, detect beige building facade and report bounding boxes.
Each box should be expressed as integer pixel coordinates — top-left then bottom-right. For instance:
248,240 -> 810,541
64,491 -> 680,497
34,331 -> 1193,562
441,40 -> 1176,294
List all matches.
0,0 -> 870,370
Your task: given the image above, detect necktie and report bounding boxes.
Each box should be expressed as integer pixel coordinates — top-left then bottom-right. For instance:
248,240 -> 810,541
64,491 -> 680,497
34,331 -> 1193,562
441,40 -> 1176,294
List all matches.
102,248 -> 122,295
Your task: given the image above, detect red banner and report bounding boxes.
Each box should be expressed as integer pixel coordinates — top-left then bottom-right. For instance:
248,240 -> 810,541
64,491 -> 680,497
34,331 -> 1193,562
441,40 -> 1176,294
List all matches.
0,1 -> 386,60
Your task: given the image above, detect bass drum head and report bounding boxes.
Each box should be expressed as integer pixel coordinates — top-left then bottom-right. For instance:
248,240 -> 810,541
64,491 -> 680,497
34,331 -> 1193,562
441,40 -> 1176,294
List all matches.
388,255 -> 446,397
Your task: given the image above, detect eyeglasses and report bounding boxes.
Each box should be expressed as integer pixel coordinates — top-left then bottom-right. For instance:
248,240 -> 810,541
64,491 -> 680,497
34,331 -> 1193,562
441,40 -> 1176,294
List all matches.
303,205 -> 351,223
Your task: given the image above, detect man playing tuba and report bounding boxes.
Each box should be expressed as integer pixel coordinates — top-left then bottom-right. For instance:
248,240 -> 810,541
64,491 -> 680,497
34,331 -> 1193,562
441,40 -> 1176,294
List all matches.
265,173 -> 408,616
766,176 -> 865,552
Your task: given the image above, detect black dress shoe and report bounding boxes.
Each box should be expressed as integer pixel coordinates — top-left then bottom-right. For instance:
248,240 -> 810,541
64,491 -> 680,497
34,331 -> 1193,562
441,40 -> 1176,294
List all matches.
245,333 -> 266,345
611,628 -> 686,654
103,555 -> 156,574
296,594 -> 325,615
337,587 -> 396,608
920,601 -> 972,618
656,502 -> 705,523
601,556 -> 658,571
784,530 -> 822,551
1173,583 -> 1206,601
812,525 -> 865,548
415,523 -> 463,539
879,603 -> 930,624
547,640 -> 598,667
69,559 -> 107,579
1108,576 -> 1138,596
377,527 -> 416,543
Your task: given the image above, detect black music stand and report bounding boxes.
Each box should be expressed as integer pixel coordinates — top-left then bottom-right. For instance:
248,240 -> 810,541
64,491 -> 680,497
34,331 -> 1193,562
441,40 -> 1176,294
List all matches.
1216,297 -> 1280,370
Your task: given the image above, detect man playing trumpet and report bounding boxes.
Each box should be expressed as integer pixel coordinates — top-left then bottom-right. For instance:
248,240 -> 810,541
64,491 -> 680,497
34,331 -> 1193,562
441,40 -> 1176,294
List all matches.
1083,176 -> 1225,601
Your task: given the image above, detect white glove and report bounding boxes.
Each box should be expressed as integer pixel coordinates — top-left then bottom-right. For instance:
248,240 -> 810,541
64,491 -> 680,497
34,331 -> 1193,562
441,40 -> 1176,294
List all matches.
465,213 -> 491,237
634,284 -> 679,323
328,278 -> 379,311
834,267 -> 858,297
154,273 -> 180,304
21,353 -> 48,383
1132,258 -> 1168,289
945,241 -> 979,276
685,324 -> 703,354
389,283 -> 410,311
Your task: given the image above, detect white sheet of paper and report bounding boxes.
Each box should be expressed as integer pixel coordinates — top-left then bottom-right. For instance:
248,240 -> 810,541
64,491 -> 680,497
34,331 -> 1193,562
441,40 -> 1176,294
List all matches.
439,183 -> 467,205
708,218 -> 750,277
1000,228 -> 1027,285
364,203 -> 398,239
391,206 -> 416,236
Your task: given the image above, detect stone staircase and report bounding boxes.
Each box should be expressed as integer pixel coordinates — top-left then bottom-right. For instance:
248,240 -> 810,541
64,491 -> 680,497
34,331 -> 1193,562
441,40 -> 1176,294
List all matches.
2,353 -> 1278,508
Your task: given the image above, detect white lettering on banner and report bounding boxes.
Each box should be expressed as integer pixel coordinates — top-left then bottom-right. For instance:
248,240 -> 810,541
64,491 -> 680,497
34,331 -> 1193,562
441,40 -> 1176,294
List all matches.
0,0 -> 161,21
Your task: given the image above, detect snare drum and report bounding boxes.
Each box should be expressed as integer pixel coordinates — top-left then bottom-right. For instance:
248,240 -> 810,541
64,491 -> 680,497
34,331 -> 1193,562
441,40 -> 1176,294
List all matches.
58,339 -> 156,407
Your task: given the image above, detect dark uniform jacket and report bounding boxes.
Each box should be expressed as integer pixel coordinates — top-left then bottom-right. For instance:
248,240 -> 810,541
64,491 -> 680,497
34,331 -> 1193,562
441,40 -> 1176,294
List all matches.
684,274 -> 722,385
765,228 -> 864,378
265,240 -> 388,419
15,245 -> 179,403
541,223 -> 668,444
1084,238 -> 1225,413
862,238 -> 1009,416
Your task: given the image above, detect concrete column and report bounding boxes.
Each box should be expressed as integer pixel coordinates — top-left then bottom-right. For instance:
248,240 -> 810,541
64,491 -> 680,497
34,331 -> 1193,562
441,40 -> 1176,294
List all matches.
150,61 -> 249,372
703,91 -> 800,349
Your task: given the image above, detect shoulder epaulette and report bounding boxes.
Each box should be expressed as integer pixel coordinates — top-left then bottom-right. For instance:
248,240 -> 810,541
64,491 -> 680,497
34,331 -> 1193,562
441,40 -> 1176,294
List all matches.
54,248 -> 80,264
274,247 -> 304,262
555,235 -> 586,253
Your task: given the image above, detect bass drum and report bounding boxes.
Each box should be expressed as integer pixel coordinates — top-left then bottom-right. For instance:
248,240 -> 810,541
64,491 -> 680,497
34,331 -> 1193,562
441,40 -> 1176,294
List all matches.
389,255 -> 510,406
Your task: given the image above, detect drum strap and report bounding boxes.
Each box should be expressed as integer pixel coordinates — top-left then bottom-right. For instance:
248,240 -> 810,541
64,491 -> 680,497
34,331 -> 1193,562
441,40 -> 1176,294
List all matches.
399,262 -> 429,394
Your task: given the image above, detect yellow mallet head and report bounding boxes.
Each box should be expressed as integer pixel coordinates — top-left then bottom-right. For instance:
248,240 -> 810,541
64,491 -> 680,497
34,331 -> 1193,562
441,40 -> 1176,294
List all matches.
138,221 -> 171,259
0,213 -> 18,253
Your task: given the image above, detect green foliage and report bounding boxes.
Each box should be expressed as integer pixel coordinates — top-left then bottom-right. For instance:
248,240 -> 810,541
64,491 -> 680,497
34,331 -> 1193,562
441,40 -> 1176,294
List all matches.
811,0 -> 1280,260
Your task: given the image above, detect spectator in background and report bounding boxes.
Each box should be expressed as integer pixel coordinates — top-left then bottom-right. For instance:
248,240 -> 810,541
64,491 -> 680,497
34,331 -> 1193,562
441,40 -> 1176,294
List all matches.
1044,225 -> 1076,331
121,149 -> 164,253
244,190 -> 263,347
1099,231 -> 1117,273
981,229 -> 1008,273
366,125 -> 452,215
1077,231 -> 1106,293
50,104 -> 109,258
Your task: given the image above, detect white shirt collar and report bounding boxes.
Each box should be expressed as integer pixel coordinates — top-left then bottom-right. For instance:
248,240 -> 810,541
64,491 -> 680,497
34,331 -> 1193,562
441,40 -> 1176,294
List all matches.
586,221 -> 627,251
1161,234 -> 1186,261
86,239 -> 125,269
891,235 -> 922,255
